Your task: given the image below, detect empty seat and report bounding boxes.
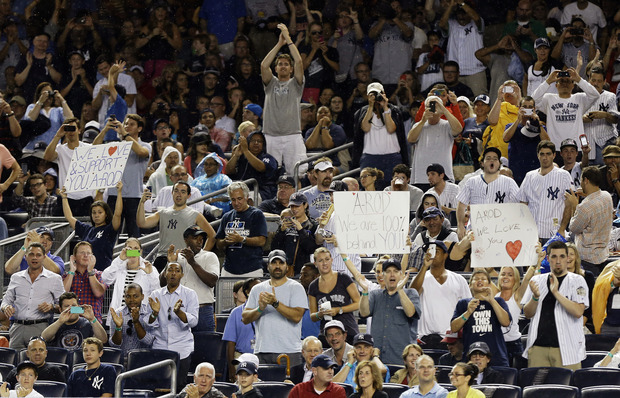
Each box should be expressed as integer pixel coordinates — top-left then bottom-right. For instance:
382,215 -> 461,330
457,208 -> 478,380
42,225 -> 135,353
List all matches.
335,382 -> 354,396
73,347 -> 123,366
47,362 -> 69,382
126,349 -> 180,391
123,389 -> 155,398
435,365 -> 452,384
473,384 -> 521,398
0,348 -> 16,366
33,381 -> 67,397
213,382 -> 239,397
215,314 -> 229,333
494,366 -> 519,385
424,349 -> 448,364
382,383 -> 409,398
257,364 -> 287,382
519,367 -> 573,387
253,382 -> 293,398
386,364 -> 404,377
581,385 -> 620,398
522,384 -> 579,398
191,332 -> 226,381
438,383 -> 456,392
582,351 -> 608,368
0,363 -> 14,380
585,334 -> 618,352
361,257 -> 376,273
572,367 -> 620,389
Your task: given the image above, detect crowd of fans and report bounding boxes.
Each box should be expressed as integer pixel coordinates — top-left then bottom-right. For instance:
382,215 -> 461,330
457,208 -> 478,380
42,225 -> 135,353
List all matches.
0,0 -> 620,397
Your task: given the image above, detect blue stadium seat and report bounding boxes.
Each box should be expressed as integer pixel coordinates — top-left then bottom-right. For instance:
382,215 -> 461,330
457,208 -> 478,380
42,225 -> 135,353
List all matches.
73,362 -> 124,375
190,332 -> 226,381
386,364 -> 404,376
33,381 -> 67,397
473,384 -> 521,398
581,351 -> 608,368
257,364 -> 287,382
439,383 -> 455,391
123,389 -> 155,398
47,362 -> 69,382
585,334 -> 618,352
215,314 -> 228,333
361,257 -> 376,273
424,349 -> 448,364
73,347 -> 123,366
253,382 -> 293,398
519,367 -> 573,387
581,385 -> 620,398
213,382 -> 239,397
571,367 -> 620,389
382,383 -> 409,398
522,384 -> 579,398
19,347 -> 72,369
0,363 -> 14,380
335,382 -> 354,396
126,349 -> 180,391
494,366 -> 519,385
0,348 -> 16,366
435,365 -> 452,383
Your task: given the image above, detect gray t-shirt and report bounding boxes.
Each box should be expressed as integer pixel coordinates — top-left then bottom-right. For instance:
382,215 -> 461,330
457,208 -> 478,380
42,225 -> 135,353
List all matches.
109,138 -> 152,198
263,74 -> 305,136
157,206 -> 199,257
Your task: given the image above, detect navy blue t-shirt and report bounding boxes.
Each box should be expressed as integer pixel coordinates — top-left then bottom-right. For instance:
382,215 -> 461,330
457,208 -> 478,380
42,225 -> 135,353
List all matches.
452,297 -> 511,367
216,206 -> 267,274
68,363 -> 116,397
75,220 -> 118,270
50,317 -> 93,351
506,123 -> 541,185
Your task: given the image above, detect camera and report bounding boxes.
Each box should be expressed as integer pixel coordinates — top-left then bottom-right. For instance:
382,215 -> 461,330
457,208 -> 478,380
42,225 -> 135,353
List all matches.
369,91 -> 383,102
64,125 -> 76,132
47,90 -> 55,98
79,17 -> 86,24
157,102 -> 167,110
558,71 -> 570,78
570,27 -> 584,36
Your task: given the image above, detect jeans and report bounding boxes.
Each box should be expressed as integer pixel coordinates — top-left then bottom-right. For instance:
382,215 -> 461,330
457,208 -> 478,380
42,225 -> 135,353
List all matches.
192,304 -> 215,333
360,152 -> 402,189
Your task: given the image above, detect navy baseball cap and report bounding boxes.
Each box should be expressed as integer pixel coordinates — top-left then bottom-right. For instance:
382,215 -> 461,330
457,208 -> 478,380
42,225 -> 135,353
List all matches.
311,354 -> 338,369
482,147 -> 502,159
236,361 -> 258,375
35,226 -> 54,239
288,192 -> 307,206
353,333 -> 374,346
382,258 -> 401,271
422,206 -> 443,219
426,163 -> 449,180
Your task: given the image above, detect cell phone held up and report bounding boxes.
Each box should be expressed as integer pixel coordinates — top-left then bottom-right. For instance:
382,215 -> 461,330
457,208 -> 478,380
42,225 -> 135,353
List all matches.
579,134 -> 588,147
429,101 -> 436,113
70,306 -> 84,314
557,71 -> 570,78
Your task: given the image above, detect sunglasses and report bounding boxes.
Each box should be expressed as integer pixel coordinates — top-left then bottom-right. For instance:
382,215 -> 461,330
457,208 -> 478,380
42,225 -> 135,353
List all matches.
311,30 -> 323,35
126,320 -> 134,336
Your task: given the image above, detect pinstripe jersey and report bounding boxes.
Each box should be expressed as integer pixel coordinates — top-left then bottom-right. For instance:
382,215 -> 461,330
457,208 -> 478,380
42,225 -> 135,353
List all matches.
518,167 -> 574,238
562,163 -> 582,189
429,182 -> 460,210
445,19 -> 486,76
584,90 -> 619,159
456,174 -> 519,205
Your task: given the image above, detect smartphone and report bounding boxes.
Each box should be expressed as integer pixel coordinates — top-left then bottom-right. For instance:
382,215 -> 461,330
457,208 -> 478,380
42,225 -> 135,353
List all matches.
21,163 -> 28,174
70,306 -> 84,314
400,74 -> 407,81
427,244 -> 437,259
558,70 -> 570,78
429,101 -> 436,113
126,249 -> 140,257
146,186 -> 152,192
503,86 -> 514,94
579,134 -> 588,147
64,125 -> 76,132
523,108 -> 533,116
110,114 -> 116,121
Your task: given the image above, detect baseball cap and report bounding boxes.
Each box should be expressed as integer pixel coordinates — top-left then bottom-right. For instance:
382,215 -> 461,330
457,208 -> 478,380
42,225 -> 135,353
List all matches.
300,102 -> 314,110
560,138 -> 578,150
456,96 -> 471,107
534,37 -> 550,49
422,206 -> 443,220
314,161 -> 334,171
325,180 -> 348,192
324,319 -> 346,333
382,258 -> 401,272
35,226 -> 54,239
441,330 -> 462,344
84,121 -> 100,131
473,94 -> 490,105
194,125 -> 210,135
277,175 -> 295,187
353,333 -> 374,347
130,65 -> 145,73
288,192 -> 307,206
203,68 -> 220,77
244,103 -> 263,118
232,353 -> 259,366
183,225 -> 207,239
43,168 -> 57,178
311,354 -> 338,369
467,341 -> 491,357
427,240 -> 449,254
426,163 -> 449,180
153,118 -> 169,129
603,145 -> 620,158
236,361 -> 258,375
482,147 -> 502,159
367,82 -> 384,95
268,249 -> 287,264
82,129 -> 98,144
8,96 -> 26,106
16,361 -> 38,377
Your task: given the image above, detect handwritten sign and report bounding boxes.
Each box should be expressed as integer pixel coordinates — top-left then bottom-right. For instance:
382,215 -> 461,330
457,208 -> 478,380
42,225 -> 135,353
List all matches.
334,191 -> 409,254
470,203 -> 538,268
63,142 -> 133,193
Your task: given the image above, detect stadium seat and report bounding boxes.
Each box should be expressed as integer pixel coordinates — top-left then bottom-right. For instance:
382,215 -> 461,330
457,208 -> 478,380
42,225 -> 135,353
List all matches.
215,314 -> 228,333
424,349 -> 448,363
582,351 -> 608,368
0,363 -> 14,380
125,349 -> 180,391
585,334 -> 618,352
335,382 -> 354,396
0,347 -> 16,366
494,366 -> 519,385
439,383 -> 455,391
519,367 -> 573,387
435,365 -> 452,383
257,364 -> 287,382
19,347 -> 72,369
382,383 -> 409,398
33,381 -> 67,397
253,382 -> 293,398
361,257 -> 376,273
73,362 -> 124,375
473,384 -> 521,398
522,384 -> 579,398
571,367 -> 620,389
213,382 -> 239,397
386,364 -> 404,376
73,347 -> 123,366
47,362 -> 69,382
190,332 -> 226,381
123,389 -> 155,397
581,385 -> 620,398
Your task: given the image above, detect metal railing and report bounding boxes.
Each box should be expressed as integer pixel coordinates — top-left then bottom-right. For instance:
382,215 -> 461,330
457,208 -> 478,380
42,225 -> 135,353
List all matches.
187,178 -> 259,206
114,359 -> 177,397
293,142 -> 354,188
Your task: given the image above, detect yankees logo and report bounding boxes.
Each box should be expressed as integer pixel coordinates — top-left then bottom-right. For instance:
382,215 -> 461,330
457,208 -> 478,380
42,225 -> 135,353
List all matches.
495,191 -> 506,203
600,103 -> 610,112
167,219 -> 178,229
92,375 -> 104,389
547,187 -> 560,200
95,231 -> 104,239
465,26 -> 473,35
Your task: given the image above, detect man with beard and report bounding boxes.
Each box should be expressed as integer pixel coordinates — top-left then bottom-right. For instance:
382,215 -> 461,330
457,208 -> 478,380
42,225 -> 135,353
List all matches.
522,241 -> 589,369
303,157 -> 334,220
242,249 -> 308,366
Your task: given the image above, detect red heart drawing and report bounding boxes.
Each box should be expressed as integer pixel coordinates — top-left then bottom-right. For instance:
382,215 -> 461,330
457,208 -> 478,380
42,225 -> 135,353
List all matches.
506,240 -> 522,262
108,146 -> 117,156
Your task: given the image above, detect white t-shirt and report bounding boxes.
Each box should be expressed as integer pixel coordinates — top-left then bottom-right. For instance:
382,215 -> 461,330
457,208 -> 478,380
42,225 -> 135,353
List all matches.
363,112 -> 400,155
411,119 -> 455,184
93,73 -> 138,125
560,2 -> 606,44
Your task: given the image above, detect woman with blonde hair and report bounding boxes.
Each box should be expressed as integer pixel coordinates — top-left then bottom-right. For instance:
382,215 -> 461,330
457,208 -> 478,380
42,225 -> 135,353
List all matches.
390,344 -> 424,386
349,360 -> 388,398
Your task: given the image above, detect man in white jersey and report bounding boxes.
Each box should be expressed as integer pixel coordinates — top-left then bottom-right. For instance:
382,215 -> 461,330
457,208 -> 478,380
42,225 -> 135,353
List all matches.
519,140 -> 574,242
427,163 -> 460,217
582,67 -> 619,165
560,138 -> 590,189
409,241 -> 471,349
531,64 -> 599,152
522,240 -> 588,369
456,147 -> 519,239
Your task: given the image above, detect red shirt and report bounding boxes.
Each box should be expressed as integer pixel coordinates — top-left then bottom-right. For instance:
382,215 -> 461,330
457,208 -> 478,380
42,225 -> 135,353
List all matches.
289,381 -> 347,398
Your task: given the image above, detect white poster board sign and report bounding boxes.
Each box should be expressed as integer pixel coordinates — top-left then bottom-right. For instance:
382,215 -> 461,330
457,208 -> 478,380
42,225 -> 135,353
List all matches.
333,191 -> 409,254
470,203 -> 539,268
63,142 -> 133,193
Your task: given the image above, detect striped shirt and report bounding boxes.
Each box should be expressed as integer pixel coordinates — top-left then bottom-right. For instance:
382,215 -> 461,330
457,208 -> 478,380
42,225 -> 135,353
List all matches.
445,19 -> 486,76
63,270 -> 107,324
429,182 -> 460,210
562,163 -> 582,189
584,90 -> 619,158
518,167 -> 574,238
569,189 -> 614,264
456,174 -> 519,205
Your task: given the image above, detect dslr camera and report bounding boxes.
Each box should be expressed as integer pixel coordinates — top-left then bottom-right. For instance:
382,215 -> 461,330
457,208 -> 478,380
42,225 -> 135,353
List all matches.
369,91 -> 383,102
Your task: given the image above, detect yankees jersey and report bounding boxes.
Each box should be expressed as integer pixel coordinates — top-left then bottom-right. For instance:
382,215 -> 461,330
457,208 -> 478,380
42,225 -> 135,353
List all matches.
456,174 -> 519,205
562,163 -> 582,189
157,207 -> 199,257
518,167 -> 574,238
429,182 -> 460,210
584,90 -> 619,158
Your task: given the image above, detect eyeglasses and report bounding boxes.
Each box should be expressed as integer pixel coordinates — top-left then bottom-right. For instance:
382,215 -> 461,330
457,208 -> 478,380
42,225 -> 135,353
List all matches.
156,126 -> 170,130
168,307 -> 172,321
29,336 -> 45,342
443,70 -> 458,74
449,372 -> 465,377
126,320 -> 134,336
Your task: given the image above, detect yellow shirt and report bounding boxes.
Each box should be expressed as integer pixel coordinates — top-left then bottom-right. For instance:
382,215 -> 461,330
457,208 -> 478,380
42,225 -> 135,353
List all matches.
446,387 -> 486,398
481,101 -> 519,160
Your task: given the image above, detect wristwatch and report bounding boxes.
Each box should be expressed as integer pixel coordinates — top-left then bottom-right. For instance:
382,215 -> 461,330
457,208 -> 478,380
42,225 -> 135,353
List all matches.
272,300 -> 280,309
242,236 -> 247,244
338,307 -> 343,315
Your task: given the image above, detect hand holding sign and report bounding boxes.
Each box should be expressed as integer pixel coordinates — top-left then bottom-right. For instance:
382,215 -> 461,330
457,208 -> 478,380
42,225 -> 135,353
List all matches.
63,142 -> 132,193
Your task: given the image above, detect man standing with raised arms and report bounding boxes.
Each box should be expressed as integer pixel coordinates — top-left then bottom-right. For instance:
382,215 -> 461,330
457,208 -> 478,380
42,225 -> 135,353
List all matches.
261,23 -> 306,177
